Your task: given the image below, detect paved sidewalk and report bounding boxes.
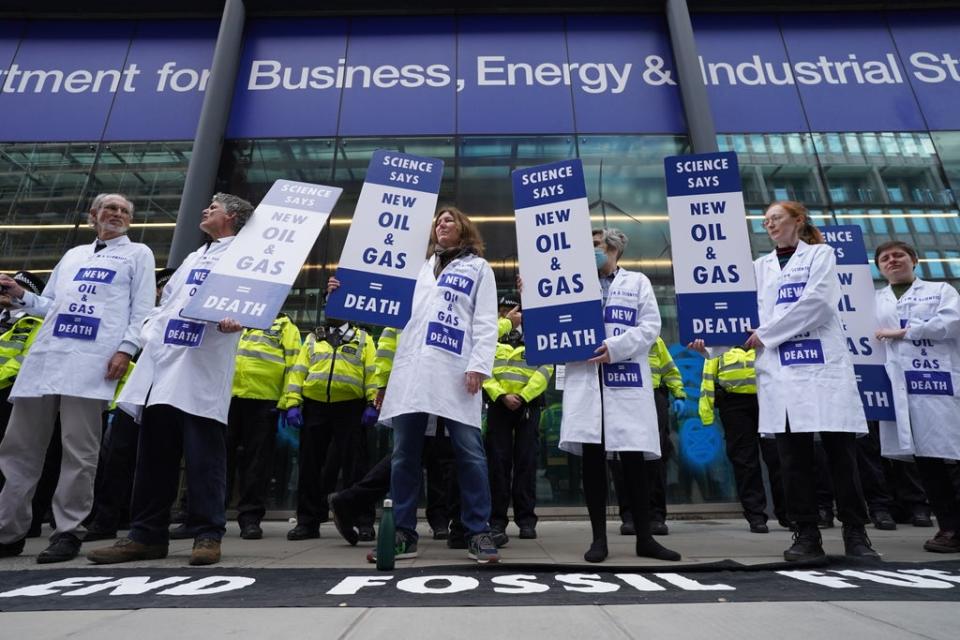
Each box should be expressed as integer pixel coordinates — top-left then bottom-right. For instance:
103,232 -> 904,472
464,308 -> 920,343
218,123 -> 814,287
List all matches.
1,519 -> 957,640
0,517 -> 944,571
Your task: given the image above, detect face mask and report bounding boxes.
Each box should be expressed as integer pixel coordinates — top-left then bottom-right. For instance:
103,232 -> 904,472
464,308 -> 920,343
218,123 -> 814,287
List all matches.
595,248 -> 608,270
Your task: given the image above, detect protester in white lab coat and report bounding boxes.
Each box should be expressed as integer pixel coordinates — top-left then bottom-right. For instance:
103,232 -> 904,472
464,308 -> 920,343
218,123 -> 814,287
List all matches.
873,240 -> 960,553
745,201 -> 878,562
560,228 -> 680,563
0,193 -> 155,564
88,193 -> 252,567
378,207 -> 500,564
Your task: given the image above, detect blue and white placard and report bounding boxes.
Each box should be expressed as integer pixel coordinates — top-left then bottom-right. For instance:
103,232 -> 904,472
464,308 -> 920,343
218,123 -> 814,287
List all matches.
823,225 -> 896,421
512,159 -> 604,365
665,151 -> 759,346
182,179 -> 341,329
325,150 -> 443,328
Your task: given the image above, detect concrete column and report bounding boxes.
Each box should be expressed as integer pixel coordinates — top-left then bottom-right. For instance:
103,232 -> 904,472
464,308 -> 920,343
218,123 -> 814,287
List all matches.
167,0 -> 246,267
665,0 -> 718,153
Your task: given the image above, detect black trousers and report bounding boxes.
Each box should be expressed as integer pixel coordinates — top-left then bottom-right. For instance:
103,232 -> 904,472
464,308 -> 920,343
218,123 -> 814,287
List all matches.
645,387 -> 672,522
296,398 -> 366,528
338,452 -> 392,514
335,439 -> 462,532
423,425 -> 460,533
584,444 -> 652,540
717,390 -> 786,524
813,440 -> 836,514
485,400 -> 540,530
89,409 -> 139,530
914,457 -> 960,531
776,428 -> 867,526
611,386 -> 671,525
226,397 -> 278,526
858,421 -> 930,519
128,404 -> 227,544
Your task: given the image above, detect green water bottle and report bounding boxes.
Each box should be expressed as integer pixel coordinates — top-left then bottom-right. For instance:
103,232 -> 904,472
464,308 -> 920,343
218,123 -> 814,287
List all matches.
376,498 -> 396,571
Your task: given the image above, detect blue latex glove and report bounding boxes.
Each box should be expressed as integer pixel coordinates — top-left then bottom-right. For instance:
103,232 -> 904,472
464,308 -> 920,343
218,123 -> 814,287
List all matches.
361,404 -> 380,427
286,406 -> 304,428
672,398 -> 685,415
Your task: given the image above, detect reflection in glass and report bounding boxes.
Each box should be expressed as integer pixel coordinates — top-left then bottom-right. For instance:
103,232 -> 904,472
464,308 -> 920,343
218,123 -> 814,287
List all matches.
0,141 -> 191,273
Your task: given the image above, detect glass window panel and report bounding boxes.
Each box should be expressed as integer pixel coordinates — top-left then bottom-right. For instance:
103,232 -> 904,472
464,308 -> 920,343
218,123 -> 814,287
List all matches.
724,133 -> 823,207
925,251 -> 945,279
91,141 -> 193,267
0,142 -> 101,274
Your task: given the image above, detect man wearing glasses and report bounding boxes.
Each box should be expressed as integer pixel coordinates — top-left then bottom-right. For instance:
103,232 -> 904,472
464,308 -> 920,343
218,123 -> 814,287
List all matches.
0,193 -> 155,563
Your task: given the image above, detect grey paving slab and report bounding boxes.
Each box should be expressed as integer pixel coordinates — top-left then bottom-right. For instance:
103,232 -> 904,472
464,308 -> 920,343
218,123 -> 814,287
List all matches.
600,601 -> 948,640
0,608 -> 368,640
830,602 -> 960,640
0,610 -> 135,640
347,605 -> 629,640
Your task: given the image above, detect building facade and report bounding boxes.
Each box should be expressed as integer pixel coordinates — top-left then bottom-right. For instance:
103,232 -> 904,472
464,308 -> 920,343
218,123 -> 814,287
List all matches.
2,1 -> 959,512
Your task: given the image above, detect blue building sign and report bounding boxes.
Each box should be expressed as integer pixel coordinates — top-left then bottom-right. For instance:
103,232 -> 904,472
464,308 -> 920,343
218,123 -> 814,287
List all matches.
1,11 -> 959,141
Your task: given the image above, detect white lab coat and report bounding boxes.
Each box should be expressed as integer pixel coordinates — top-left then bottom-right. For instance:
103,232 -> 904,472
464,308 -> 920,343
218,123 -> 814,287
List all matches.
559,268 -> 662,458
118,238 -> 241,425
875,278 -> 960,461
11,235 -> 155,402
753,241 -> 867,435
380,252 -> 498,429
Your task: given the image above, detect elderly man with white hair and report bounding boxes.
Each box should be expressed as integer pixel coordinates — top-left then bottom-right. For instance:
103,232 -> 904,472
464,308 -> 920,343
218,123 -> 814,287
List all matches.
0,193 -> 155,563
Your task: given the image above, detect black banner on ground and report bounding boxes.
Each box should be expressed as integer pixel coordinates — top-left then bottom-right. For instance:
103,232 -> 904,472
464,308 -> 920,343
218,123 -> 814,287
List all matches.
1,559 -> 959,611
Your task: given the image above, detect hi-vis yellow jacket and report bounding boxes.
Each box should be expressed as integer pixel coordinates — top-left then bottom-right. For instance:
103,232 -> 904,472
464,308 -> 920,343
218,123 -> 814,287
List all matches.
371,327 -> 399,389
698,347 -> 757,425
649,337 -> 685,399
231,314 -> 302,405
283,326 -> 377,405
0,315 -> 43,390
109,362 -> 135,411
497,317 -> 512,339
483,342 -> 553,404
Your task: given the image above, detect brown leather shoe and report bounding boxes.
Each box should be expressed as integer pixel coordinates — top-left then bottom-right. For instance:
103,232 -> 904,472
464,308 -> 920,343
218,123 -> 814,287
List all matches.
923,530 -> 960,553
87,537 -> 168,564
189,537 -> 221,566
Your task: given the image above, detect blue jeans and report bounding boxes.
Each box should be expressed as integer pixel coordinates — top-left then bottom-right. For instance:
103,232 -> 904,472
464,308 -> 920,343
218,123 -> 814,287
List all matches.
390,413 -> 491,539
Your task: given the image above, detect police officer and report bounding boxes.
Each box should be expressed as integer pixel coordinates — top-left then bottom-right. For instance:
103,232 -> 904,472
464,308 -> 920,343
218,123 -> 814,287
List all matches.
0,271 -> 59,540
697,344 -> 786,533
612,337 -> 685,536
874,240 -> 960,553
643,337 -> 686,535
87,192 -> 251,567
0,194 -> 156,563
0,271 -> 46,434
484,295 -> 553,542
227,312 -> 302,540
284,319 -> 377,541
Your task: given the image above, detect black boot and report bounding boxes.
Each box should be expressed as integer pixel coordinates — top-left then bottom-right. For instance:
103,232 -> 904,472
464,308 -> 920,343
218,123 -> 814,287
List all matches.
636,536 -> 681,561
843,524 -> 881,559
584,538 -> 608,563
784,523 -> 825,562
